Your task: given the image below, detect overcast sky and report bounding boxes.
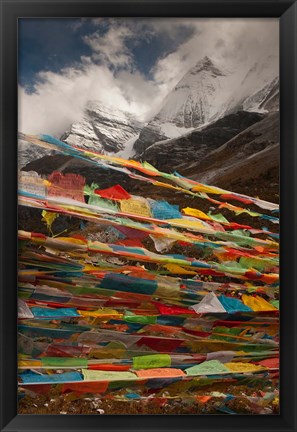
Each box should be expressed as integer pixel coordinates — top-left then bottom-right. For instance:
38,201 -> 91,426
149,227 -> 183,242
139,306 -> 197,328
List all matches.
18,18 -> 279,136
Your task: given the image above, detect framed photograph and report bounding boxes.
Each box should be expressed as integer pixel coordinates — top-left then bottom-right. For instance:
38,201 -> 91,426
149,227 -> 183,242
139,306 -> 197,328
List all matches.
1,1 -> 296,431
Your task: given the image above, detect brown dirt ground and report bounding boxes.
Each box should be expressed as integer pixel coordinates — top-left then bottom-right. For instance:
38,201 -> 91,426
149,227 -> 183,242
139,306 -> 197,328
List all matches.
18,382 -> 279,415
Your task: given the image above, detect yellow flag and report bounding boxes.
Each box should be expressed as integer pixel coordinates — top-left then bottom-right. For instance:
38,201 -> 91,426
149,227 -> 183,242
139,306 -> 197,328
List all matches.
18,359 -> 42,368
224,362 -> 266,373
78,308 -> 122,319
120,197 -> 151,217
164,264 -> 197,275
182,207 -> 212,220
41,210 -> 58,234
242,294 -> 277,311
169,218 -> 213,233
191,184 -> 225,195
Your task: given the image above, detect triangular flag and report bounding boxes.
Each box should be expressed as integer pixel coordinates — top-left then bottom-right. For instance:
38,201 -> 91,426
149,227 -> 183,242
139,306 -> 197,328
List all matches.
190,292 -> 226,313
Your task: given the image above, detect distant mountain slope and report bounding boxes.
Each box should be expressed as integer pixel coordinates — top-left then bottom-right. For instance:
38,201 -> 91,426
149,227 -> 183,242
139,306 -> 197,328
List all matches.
186,111 -> 279,185
61,100 -> 142,153
138,111 -> 265,172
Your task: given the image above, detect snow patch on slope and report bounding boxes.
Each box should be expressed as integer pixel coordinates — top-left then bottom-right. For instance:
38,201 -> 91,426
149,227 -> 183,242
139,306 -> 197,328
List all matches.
160,123 -> 195,138
115,135 -> 138,159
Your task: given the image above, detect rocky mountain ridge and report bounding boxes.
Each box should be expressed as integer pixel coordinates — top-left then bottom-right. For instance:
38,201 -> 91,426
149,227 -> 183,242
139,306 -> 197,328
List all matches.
61,101 -> 142,153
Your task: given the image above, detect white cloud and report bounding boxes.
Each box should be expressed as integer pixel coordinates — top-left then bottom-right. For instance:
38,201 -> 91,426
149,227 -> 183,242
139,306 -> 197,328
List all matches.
83,25 -> 135,69
18,62 -> 159,135
19,18 -> 279,136
152,19 -> 279,95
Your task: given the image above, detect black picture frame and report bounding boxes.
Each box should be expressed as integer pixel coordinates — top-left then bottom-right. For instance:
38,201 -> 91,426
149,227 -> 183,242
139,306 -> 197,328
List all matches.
0,1 -> 296,431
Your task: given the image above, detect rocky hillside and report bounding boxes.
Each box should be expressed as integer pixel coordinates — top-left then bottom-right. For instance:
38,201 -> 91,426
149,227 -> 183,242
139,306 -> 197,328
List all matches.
187,112 -> 279,184
137,111 -> 265,172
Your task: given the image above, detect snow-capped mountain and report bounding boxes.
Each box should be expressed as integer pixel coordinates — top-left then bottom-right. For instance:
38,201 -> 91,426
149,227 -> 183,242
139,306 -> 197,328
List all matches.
155,56 -> 230,128
19,101 -> 143,167
19,53 -> 278,174
133,55 -> 278,154
133,56 -> 232,153
61,101 -> 142,154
